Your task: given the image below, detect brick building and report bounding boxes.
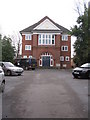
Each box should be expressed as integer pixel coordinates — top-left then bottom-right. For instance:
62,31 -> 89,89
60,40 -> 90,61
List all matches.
20,16 -> 71,68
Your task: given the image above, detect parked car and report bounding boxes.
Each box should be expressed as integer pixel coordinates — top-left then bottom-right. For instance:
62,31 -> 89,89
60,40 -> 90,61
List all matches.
0,62 -> 24,76
14,57 -> 37,70
0,66 -> 5,92
72,63 -> 90,79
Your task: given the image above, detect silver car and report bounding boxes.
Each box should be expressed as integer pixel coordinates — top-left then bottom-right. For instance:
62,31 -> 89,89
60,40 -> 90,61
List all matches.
0,66 -> 5,92
0,62 -> 24,76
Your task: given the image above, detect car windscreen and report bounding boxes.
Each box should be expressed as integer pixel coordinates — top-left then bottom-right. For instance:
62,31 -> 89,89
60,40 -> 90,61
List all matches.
4,62 -> 15,67
81,63 -> 90,68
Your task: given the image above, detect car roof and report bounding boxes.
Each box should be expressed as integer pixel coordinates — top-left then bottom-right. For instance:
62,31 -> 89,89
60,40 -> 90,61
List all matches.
81,63 -> 90,67
82,63 -> 90,65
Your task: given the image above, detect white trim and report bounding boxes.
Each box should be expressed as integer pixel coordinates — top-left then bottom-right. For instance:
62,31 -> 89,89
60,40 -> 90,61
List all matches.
39,53 -> 54,67
34,19 -> 60,30
39,59 -> 42,66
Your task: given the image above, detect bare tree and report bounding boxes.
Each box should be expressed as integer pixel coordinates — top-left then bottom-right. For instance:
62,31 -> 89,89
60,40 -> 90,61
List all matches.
74,0 -> 88,16
11,31 -> 22,58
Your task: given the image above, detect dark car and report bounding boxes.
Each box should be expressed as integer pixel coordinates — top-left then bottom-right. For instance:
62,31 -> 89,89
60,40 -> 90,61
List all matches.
72,63 -> 90,79
14,57 -> 37,70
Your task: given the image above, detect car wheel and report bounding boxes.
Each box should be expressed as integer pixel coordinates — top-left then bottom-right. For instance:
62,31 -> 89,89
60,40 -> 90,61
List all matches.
32,68 -> 35,70
7,70 -> 11,76
73,75 -> 78,79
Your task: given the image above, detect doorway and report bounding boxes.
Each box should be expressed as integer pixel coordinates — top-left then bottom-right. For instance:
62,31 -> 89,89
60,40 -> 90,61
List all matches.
42,56 -> 50,67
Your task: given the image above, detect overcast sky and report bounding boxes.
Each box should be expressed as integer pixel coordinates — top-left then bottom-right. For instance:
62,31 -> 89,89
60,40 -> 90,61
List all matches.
0,0 -> 89,57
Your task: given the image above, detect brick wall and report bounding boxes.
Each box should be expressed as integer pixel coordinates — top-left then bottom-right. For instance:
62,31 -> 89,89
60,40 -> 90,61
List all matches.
22,34 -> 71,68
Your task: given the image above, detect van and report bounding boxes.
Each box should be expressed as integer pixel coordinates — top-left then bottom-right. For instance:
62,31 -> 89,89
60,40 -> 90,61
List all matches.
14,57 -> 37,70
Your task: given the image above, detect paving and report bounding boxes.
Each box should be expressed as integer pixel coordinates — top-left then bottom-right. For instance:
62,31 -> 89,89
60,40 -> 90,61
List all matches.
0,69 -> 88,118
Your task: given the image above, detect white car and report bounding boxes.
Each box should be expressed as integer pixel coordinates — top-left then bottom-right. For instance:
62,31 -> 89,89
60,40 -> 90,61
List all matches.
0,66 -> 5,92
0,62 -> 24,76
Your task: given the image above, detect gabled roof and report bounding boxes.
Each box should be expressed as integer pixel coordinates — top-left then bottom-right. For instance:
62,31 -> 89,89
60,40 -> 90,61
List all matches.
20,16 -> 70,34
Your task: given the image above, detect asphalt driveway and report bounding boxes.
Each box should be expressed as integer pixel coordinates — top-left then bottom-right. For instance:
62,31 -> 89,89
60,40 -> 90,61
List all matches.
1,69 -> 88,118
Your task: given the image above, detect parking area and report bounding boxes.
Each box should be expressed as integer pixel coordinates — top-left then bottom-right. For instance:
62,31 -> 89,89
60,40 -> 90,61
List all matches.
0,69 -> 88,118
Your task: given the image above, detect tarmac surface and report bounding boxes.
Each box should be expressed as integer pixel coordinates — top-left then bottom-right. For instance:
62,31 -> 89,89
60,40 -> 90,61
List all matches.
0,69 -> 88,118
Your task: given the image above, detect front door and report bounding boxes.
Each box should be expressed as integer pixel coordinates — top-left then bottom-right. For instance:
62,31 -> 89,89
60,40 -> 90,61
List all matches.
42,56 -> 50,67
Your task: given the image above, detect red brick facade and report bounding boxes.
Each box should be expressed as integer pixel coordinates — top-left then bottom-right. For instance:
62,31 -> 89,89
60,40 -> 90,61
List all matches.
20,16 -> 71,68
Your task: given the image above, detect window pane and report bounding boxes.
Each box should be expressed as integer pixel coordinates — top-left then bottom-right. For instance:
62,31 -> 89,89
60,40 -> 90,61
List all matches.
39,35 -> 41,44
52,35 -> 54,39
63,46 -> 64,50
38,34 -> 55,45
60,56 -> 64,61
65,36 -> 68,40
62,35 -> 68,41
52,35 -> 55,44
25,35 -> 28,40
65,46 -> 68,51
39,35 -> 41,38
46,39 -> 48,44
66,56 -> 69,61
29,35 -> 31,40
52,40 -> 54,44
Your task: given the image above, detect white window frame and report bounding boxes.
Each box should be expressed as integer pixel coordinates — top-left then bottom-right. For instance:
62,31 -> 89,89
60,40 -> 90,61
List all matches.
25,45 -> 31,50
61,46 -> 68,51
29,55 -> 32,58
38,34 -> 55,45
60,56 -> 64,61
62,35 -> 68,41
65,56 -> 69,61
63,64 -> 67,68
23,55 -> 27,58
25,34 -> 32,40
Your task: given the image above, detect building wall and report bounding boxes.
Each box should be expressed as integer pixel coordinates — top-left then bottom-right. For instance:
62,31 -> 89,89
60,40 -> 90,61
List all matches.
22,34 -> 71,68
60,35 -> 71,68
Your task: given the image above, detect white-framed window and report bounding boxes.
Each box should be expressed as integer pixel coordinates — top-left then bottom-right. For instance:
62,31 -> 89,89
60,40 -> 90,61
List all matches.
60,56 -> 64,61
38,34 -> 55,45
61,46 -> 68,51
25,34 -> 32,40
23,55 -> 27,58
29,55 -> 32,58
65,56 -> 69,61
62,35 -> 68,41
63,64 -> 67,68
25,45 -> 31,50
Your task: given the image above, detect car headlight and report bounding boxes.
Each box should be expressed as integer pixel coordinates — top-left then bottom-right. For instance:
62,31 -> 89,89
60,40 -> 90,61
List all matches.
12,69 -> 16,72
